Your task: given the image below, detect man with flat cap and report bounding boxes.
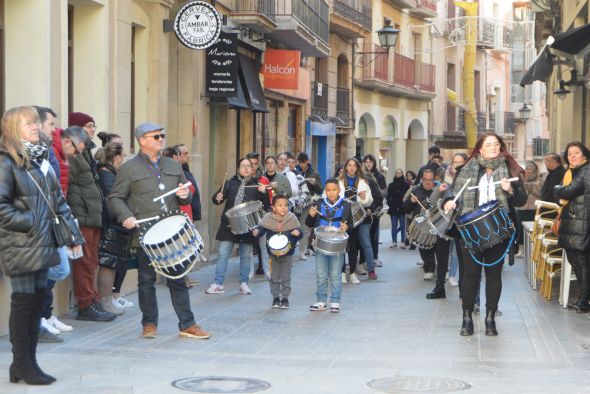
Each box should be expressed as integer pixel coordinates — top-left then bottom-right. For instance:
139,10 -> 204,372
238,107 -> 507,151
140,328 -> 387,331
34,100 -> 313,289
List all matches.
109,122 -> 211,339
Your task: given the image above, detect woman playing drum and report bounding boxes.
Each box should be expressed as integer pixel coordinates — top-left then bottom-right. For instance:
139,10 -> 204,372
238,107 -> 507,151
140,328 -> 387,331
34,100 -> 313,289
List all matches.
444,132 -> 526,336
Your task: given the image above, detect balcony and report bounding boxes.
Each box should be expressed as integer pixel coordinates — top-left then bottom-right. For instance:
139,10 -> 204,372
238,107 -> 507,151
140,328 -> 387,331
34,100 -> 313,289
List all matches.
458,108 -> 465,133
356,45 -> 436,99
533,137 -> 549,157
476,111 -> 486,134
447,106 -> 456,132
311,81 -> 329,122
385,0 -> 417,9
336,87 -> 351,127
410,0 -> 437,19
331,0 -> 372,38
231,0 -> 277,33
477,17 -> 512,54
268,0 -> 330,57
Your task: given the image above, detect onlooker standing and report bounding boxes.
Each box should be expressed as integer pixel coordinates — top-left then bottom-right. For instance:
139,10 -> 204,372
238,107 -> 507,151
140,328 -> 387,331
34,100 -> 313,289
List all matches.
296,152 -> 322,260
67,112 -> 115,322
517,161 -> 542,247
540,152 -> 566,203
387,168 -> 410,248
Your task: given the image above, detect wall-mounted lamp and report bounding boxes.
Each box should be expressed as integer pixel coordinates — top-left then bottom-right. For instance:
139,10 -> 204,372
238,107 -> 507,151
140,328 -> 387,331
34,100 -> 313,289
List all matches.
518,103 -> 532,120
553,80 -> 571,100
355,18 -> 401,65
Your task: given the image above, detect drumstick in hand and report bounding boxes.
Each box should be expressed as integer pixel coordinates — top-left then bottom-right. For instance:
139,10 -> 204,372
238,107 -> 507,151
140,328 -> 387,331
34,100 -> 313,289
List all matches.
411,193 -> 429,212
220,172 -> 228,195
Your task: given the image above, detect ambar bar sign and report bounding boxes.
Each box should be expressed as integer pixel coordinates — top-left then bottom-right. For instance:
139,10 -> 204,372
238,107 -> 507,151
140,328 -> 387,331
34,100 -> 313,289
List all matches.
263,49 -> 300,90
174,1 -> 221,50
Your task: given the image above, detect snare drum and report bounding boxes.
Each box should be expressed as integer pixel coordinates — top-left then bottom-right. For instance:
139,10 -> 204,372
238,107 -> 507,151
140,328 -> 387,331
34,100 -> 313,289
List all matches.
455,200 -> 515,253
408,214 -> 437,249
350,200 -> 367,228
268,234 -> 291,257
139,211 -> 204,279
226,201 -> 264,235
312,226 -> 349,256
427,203 -> 458,240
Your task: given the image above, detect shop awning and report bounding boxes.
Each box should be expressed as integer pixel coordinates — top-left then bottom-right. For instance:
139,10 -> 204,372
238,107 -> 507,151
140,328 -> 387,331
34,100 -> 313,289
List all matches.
227,75 -> 250,110
551,23 -> 590,60
239,54 -> 268,113
520,39 -> 554,87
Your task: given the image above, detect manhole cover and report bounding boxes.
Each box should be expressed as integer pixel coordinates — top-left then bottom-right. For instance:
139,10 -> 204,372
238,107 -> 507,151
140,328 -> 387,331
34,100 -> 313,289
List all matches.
368,377 -> 471,393
172,376 -> 270,393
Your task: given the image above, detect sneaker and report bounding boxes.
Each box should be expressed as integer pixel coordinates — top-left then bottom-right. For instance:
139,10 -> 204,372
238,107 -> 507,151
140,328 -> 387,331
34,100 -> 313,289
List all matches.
299,254 -> 308,261
423,272 -> 434,281
272,297 -> 281,308
99,297 -> 125,316
374,259 -> 383,267
330,303 -> 340,313
205,283 -> 225,294
41,317 -> 60,335
448,277 -> 459,287
496,309 -> 503,317
76,302 -> 116,322
113,296 -> 134,309
473,304 -> 480,315
356,264 -> 368,275
342,273 -> 348,284
179,324 -> 211,339
409,245 -> 417,250
368,271 -> 378,280
304,250 -> 311,256
255,265 -> 265,275
238,282 -> 252,295
349,273 -> 361,284
49,316 -> 73,332
309,302 -> 327,311
280,298 -> 290,309
400,244 -> 406,250
390,243 -> 397,248
416,259 -> 424,266
38,326 -> 63,343
141,324 -> 157,339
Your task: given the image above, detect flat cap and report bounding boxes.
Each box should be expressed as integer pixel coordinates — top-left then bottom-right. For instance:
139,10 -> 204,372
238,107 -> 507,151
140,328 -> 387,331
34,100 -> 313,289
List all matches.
134,122 -> 164,138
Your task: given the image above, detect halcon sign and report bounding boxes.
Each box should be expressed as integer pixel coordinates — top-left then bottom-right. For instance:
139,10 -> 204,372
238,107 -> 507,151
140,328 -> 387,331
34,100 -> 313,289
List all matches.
262,49 -> 301,90
173,1 -> 221,50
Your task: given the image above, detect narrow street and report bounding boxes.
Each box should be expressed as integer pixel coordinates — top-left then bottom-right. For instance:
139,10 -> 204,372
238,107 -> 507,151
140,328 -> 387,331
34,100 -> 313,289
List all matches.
1,231 -> 589,394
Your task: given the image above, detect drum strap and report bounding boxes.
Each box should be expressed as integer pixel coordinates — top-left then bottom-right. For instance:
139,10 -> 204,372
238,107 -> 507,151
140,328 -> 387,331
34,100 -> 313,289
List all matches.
467,230 -> 516,267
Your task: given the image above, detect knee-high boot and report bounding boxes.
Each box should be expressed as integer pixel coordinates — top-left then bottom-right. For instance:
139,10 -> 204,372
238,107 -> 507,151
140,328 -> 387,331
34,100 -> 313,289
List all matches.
9,293 -> 52,385
32,289 -> 56,382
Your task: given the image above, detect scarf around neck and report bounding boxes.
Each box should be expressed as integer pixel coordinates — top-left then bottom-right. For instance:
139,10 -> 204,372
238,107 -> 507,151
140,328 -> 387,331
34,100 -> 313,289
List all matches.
260,212 -> 299,233
234,174 -> 251,206
560,160 -> 588,206
22,140 -> 48,161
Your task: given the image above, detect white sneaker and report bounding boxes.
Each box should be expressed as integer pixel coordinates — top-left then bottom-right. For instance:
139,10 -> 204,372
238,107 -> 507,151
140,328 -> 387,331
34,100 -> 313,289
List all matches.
113,296 -> 134,309
342,273 -> 348,284
41,317 -> 60,335
400,244 -> 406,249
49,315 -> 73,332
356,264 -> 368,275
448,277 -> 459,287
390,243 -> 397,248
416,259 -> 424,266
374,259 -> 383,267
239,282 -> 253,295
349,273 -> 361,284
299,254 -> 308,261
423,272 -> 434,280
205,283 -> 225,294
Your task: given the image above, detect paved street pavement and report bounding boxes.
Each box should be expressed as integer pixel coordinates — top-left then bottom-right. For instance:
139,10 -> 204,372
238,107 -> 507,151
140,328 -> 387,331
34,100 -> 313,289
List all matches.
1,231 -> 590,394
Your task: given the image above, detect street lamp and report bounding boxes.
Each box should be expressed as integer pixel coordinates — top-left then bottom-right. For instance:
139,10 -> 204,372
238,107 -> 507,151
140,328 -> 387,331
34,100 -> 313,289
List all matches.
553,80 -> 571,100
518,103 -> 531,121
377,18 -> 400,50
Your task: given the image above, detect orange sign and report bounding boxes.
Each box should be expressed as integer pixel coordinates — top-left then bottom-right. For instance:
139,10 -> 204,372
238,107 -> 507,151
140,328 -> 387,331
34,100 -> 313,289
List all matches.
262,49 -> 300,90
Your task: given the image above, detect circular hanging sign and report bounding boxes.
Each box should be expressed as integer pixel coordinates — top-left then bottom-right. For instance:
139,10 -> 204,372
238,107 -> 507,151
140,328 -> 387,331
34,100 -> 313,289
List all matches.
173,1 -> 221,50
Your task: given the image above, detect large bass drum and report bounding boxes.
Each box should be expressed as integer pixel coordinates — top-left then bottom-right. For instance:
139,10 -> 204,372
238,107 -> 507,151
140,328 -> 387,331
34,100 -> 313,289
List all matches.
226,201 -> 264,235
312,226 -> 349,256
408,214 -> 437,249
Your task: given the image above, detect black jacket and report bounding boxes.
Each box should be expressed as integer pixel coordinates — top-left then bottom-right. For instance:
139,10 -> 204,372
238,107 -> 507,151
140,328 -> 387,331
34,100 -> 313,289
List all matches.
402,184 -> 435,216
183,164 -> 202,221
365,177 -> 383,224
554,163 -> 590,251
0,149 -> 83,276
541,166 -> 566,204
387,177 -> 410,216
212,175 -> 266,244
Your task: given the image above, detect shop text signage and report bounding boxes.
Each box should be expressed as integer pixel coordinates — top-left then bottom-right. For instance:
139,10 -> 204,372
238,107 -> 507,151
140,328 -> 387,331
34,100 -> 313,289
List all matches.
263,49 -> 300,90
174,1 -> 221,50
206,32 -> 238,97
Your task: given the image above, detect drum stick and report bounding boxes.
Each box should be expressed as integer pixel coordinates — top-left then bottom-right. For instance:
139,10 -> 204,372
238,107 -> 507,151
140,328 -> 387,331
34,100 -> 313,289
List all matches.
450,179 -> 470,208
134,216 -> 160,224
152,182 -> 192,202
219,172 -> 228,195
410,193 -> 429,212
467,177 -> 519,190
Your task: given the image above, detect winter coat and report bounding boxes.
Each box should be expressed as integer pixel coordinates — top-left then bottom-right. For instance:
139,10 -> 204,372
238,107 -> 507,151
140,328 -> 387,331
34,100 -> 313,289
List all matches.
67,145 -> 103,228
540,166 -> 566,204
337,178 -> 373,207
296,164 -> 322,195
402,184 -> 435,217
554,162 -> 590,251
387,177 -> 410,216
51,129 -> 70,197
0,148 -> 84,276
212,175 -> 266,244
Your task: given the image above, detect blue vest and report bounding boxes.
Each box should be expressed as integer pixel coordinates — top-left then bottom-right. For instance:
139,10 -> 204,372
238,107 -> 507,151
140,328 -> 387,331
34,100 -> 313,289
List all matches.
318,197 -> 346,228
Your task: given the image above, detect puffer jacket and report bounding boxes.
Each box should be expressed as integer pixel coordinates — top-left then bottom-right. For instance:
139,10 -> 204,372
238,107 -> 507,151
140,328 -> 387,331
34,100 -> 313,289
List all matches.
0,148 -> 84,277
51,128 -> 70,196
554,162 -> 590,251
67,145 -> 103,228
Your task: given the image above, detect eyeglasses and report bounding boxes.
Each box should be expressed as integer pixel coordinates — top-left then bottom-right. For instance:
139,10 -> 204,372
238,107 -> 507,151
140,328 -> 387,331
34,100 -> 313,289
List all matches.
144,134 -> 166,141
422,179 -> 435,183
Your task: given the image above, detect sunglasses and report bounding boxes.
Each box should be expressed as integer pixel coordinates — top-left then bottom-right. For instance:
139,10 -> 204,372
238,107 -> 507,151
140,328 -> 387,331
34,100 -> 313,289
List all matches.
145,134 -> 166,141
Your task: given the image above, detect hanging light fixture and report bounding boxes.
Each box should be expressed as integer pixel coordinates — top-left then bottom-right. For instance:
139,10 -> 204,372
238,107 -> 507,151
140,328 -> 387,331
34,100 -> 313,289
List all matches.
553,80 -> 571,100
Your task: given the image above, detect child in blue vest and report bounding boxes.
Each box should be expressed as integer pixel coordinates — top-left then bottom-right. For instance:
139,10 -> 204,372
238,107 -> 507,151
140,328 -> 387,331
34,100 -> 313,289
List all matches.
305,178 -> 352,313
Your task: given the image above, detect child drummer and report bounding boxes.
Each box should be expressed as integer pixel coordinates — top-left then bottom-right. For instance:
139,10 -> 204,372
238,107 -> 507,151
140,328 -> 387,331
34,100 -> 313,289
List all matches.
306,178 -> 353,313
252,194 -> 303,309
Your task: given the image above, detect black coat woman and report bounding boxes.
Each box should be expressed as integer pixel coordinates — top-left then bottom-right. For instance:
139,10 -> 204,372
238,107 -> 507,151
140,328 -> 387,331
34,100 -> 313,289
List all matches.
444,132 -> 527,336
553,142 -> 590,313
0,106 -> 83,385
387,169 -> 410,248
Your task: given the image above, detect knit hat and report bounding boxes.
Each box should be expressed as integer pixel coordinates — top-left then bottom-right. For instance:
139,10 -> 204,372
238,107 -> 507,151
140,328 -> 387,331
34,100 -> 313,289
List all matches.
135,122 -> 164,139
68,112 -> 95,127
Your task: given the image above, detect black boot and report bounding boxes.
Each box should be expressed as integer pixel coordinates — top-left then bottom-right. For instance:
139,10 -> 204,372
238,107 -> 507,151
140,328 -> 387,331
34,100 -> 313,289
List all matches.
575,265 -> 590,313
485,310 -> 498,336
426,284 -> 446,299
9,293 -> 53,385
460,309 -> 474,336
31,289 -> 56,382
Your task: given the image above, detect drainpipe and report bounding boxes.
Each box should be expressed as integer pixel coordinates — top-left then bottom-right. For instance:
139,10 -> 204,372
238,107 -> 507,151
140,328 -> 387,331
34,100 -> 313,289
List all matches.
351,39 -> 357,157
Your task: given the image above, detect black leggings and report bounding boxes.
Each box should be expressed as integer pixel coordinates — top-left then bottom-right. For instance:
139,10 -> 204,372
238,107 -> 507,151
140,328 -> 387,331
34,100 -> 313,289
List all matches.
460,240 -> 507,311
419,238 -> 451,284
345,228 -> 360,274
112,269 -> 127,294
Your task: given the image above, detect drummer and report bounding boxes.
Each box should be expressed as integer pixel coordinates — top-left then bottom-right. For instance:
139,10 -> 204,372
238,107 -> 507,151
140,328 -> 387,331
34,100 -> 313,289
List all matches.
306,179 -> 352,313
443,132 -> 526,337
206,158 -> 268,296
109,122 -> 210,340
252,194 -> 302,309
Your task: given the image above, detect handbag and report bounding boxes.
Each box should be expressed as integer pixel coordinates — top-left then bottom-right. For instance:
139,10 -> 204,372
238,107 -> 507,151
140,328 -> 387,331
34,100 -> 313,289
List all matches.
27,171 -> 78,247
551,210 -> 561,235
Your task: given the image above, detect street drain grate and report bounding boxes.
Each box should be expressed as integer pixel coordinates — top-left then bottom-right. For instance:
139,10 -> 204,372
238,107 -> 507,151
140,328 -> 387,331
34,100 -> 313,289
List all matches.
368,377 -> 471,393
172,376 -> 270,393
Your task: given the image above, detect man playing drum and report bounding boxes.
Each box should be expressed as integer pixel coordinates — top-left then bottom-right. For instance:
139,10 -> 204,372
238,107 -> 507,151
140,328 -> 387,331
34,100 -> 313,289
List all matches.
108,122 -> 210,340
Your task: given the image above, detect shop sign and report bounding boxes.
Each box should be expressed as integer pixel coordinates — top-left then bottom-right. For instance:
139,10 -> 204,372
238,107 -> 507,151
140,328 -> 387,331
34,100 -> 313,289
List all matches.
174,1 -> 221,50
206,32 -> 239,97
263,49 -> 300,90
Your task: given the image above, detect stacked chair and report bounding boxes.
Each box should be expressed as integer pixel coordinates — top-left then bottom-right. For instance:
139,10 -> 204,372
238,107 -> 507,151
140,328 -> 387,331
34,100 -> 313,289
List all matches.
530,201 -> 561,298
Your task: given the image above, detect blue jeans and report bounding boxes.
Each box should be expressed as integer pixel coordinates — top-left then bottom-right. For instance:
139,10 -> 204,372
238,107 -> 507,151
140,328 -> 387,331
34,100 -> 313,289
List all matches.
390,214 -> 406,243
215,241 -> 253,285
137,248 -> 195,330
357,223 -> 375,271
48,246 -> 70,281
315,252 -> 345,303
449,239 -> 459,279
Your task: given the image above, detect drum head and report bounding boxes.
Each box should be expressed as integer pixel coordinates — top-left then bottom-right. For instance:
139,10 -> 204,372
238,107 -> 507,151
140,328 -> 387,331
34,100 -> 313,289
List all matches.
143,215 -> 187,245
227,201 -> 262,217
315,226 -> 349,241
268,234 -> 289,249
